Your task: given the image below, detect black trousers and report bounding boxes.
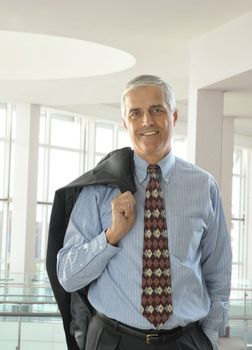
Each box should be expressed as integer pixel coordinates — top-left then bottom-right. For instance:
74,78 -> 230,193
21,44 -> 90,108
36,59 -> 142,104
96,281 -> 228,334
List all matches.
85,313 -> 213,350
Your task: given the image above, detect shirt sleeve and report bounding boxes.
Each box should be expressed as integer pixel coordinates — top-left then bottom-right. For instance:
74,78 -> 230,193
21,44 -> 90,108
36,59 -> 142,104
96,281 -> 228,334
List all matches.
57,186 -> 120,292
201,178 -> 232,346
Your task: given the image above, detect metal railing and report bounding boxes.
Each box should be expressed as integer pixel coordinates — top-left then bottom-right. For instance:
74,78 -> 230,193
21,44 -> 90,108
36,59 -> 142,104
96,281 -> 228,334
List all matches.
0,298 -> 61,350
1,278 -> 252,349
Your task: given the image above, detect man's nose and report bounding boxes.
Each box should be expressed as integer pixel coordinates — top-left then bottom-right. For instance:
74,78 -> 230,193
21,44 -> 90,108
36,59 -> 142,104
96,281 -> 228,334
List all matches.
142,111 -> 154,126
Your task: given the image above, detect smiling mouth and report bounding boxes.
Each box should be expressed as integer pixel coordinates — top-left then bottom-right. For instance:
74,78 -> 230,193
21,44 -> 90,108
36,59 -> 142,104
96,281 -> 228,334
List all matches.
140,131 -> 159,136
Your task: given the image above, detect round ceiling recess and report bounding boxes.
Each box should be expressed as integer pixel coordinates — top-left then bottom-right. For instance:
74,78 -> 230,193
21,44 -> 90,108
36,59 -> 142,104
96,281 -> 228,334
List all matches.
0,31 -> 135,80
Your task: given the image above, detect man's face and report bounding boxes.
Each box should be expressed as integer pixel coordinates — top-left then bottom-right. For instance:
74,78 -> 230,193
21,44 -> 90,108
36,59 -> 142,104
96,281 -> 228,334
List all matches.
123,85 -> 177,163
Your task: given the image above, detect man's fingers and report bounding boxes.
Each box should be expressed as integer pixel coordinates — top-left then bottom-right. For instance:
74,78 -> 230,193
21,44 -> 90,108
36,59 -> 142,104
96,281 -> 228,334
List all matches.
113,191 -> 135,208
118,203 -> 134,218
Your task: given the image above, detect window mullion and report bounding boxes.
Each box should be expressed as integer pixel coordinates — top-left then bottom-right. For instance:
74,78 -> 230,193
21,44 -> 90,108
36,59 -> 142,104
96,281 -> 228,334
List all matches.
87,120 -> 95,170
3,104 -> 11,199
44,110 -> 51,203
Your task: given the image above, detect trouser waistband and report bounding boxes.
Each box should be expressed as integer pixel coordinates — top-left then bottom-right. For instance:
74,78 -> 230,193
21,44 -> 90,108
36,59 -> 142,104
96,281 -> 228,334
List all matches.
96,311 -> 200,344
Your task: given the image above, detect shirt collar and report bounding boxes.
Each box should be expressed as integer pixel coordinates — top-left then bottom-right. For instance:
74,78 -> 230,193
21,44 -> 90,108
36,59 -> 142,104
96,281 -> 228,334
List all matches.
133,151 -> 175,184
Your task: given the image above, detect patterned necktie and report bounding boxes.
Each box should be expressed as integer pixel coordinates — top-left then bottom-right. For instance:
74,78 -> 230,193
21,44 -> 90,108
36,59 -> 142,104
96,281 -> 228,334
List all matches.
141,164 -> 172,328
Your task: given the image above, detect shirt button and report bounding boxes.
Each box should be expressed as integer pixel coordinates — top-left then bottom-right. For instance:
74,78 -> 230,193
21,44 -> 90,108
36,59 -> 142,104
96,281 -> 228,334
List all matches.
99,245 -> 103,250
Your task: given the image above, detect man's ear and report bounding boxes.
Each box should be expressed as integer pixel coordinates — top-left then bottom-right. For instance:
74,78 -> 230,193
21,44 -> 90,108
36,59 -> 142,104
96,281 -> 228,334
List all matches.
122,118 -> 128,130
172,110 -> 178,126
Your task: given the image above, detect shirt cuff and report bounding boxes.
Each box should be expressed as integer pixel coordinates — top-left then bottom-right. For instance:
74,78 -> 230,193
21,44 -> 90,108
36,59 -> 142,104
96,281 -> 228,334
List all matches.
100,231 -> 120,254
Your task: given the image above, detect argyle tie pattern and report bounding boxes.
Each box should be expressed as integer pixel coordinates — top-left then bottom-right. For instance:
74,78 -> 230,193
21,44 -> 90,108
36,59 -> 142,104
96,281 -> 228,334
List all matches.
141,164 -> 172,328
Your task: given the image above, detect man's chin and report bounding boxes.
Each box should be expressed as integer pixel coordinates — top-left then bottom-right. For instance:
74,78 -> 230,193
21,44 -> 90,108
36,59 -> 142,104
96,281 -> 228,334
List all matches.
133,144 -> 171,161
133,147 -> 160,160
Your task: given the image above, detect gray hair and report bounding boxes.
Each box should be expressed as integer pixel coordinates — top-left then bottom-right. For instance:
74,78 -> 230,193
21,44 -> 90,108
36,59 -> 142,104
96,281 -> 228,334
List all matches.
121,74 -> 177,117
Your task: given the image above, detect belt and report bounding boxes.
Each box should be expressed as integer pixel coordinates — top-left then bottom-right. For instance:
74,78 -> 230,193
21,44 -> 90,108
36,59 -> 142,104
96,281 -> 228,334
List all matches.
96,312 -> 199,344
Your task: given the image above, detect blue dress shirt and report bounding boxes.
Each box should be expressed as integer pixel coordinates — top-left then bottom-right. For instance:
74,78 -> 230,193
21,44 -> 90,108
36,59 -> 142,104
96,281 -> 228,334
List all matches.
57,151 -> 232,350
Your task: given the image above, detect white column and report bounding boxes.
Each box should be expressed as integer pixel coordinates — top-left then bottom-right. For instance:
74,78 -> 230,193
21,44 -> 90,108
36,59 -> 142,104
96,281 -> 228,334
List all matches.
188,90 -> 224,184
10,104 -> 40,280
187,89 -> 234,232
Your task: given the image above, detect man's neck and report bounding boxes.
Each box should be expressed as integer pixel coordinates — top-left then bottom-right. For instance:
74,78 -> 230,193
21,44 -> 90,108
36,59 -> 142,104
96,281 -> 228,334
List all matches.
134,150 -> 171,164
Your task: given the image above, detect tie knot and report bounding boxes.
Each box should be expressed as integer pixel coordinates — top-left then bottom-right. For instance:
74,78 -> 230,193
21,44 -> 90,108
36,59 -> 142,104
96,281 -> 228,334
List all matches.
147,164 -> 160,175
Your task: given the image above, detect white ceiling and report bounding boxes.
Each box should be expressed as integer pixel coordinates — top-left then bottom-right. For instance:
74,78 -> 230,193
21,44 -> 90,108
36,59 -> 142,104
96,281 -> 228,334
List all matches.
0,31 -> 135,79
0,0 -> 252,135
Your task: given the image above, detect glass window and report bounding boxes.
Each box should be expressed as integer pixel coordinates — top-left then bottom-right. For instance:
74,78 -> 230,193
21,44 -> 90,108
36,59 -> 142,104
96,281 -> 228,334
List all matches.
0,102 -> 14,272
94,154 -> 104,165
36,205 -> 43,259
232,176 -> 242,219
51,114 -> 81,149
173,137 -> 187,160
11,108 -> 16,140
0,201 -> 4,266
9,143 -> 15,199
231,147 -> 247,285
48,149 -> 80,202
35,204 -> 52,266
0,198 -> 12,270
37,147 -> 46,202
39,113 -> 46,144
36,110 -> 85,268
0,104 -> 6,138
233,149 -> 241,175
95,123 -> 113,154
0,141 -> 5,198
7,203 -> 12,256
231,221 -> 241,263
118,129 -> 130,148
36,204 -> 51,261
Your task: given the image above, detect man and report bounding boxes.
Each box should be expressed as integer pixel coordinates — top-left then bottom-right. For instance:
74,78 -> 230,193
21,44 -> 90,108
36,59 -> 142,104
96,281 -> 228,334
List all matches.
57,75 -> 232,350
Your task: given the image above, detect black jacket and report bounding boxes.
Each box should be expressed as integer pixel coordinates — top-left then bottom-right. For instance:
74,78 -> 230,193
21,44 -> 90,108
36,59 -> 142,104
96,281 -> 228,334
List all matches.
46,147 -> 136,349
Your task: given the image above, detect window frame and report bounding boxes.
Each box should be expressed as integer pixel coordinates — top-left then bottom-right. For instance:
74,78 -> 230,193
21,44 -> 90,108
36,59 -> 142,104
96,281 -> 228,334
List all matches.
0,103 -> 15,272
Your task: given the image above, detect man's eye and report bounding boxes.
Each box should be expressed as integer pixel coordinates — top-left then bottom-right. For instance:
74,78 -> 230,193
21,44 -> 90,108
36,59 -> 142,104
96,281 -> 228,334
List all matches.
152,107 -> 163,113
129,111 -> 140,119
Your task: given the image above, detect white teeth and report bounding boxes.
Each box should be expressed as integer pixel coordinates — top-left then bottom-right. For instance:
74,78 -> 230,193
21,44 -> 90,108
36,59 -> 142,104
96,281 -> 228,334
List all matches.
142,131 -> 158,136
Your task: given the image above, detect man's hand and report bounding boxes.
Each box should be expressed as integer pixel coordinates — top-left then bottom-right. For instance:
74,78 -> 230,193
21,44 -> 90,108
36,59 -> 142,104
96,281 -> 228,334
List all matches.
106,191 -> 135,245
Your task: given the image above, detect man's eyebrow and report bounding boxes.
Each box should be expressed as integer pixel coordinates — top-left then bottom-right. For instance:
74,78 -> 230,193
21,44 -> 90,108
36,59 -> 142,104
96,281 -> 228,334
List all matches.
128,107 -> 140,114
150,104 -> 165,109
127,104 -> 166,114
